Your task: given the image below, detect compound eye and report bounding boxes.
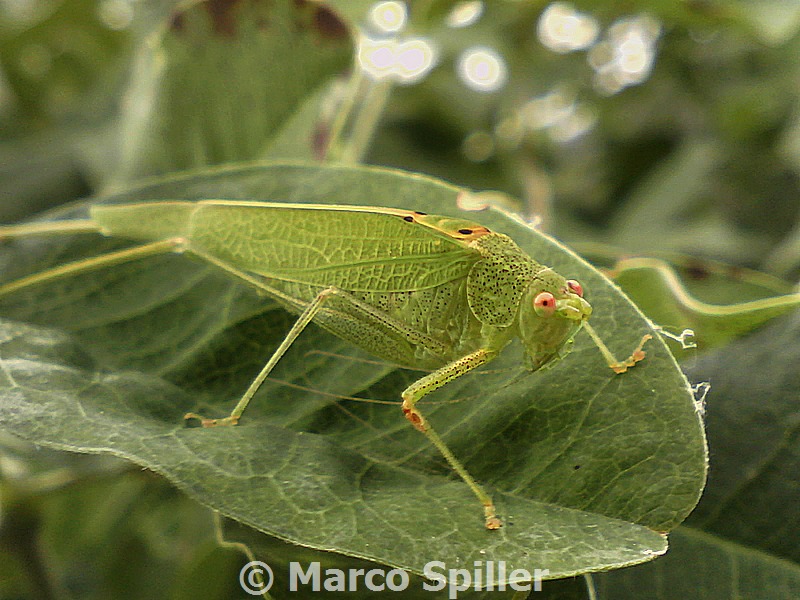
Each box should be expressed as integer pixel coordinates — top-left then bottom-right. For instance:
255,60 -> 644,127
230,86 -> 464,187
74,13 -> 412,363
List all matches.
566,279 -> 583,297
533,291 -> 556,317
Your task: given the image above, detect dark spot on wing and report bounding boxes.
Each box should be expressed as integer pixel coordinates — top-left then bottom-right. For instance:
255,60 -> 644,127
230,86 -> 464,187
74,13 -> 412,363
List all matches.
450,225 -> 492,241
403,215 -> 415,222
414,211 -> 427,215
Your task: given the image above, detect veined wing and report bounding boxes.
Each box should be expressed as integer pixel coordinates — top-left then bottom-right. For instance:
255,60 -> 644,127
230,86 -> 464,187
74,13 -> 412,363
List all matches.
186,201 -> 482,292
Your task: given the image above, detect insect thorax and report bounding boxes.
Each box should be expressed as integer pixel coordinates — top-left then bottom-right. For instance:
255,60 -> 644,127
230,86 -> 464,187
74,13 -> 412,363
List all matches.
465,233 -> 542,328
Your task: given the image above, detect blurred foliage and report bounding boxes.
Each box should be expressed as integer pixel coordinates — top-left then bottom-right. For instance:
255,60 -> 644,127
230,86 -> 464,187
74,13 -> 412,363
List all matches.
0,0 -> 799,598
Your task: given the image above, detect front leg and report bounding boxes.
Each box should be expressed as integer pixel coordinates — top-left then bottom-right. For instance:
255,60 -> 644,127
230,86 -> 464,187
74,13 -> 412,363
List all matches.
401,348 -> 502,530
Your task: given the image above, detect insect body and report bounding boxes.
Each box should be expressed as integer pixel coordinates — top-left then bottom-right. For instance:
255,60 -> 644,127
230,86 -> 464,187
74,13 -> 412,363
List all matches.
0,201 -> 649,529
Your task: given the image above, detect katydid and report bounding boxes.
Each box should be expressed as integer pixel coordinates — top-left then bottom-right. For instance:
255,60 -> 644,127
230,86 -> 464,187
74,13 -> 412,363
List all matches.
0,201 -> 650,529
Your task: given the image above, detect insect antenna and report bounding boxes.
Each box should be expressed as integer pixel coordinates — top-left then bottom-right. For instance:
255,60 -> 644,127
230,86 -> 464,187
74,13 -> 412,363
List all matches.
0,220 -> 101,240
304,350 -> 519,380
265,375 -> 399,405
261,373 -> 484,477
262,373 -> 440,470
468,365 -> 519,377
302,349 -> 428,372
654,326 -> 697,349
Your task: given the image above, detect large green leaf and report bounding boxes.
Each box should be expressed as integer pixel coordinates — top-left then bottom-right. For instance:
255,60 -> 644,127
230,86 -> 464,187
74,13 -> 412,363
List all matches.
0,163 -> 706,583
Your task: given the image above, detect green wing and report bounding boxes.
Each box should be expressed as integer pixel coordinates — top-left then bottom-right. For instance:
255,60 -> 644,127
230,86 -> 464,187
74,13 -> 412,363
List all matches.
187,202 -> 480,292
92,200 -> 472,292
90,200 -> 482,292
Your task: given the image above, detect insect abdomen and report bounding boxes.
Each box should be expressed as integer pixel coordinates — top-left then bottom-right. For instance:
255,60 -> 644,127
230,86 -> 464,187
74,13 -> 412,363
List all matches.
265,277 -> 481,370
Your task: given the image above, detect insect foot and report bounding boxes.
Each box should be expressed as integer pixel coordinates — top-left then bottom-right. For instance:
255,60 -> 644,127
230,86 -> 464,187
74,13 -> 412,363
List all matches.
183,412 -> 240,427
583,323 -> 654,374
484,507 -> 502,530
609,333 -> 653,374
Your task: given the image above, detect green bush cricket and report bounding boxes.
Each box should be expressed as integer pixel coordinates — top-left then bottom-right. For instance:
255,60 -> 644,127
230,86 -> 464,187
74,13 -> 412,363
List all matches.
0,200 -> 651,529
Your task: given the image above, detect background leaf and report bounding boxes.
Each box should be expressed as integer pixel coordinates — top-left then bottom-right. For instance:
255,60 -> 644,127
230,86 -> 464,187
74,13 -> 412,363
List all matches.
111,0 -> 352,183
594,309 -> 800,598
0,437 -> 244,600
609,256 -> 800,351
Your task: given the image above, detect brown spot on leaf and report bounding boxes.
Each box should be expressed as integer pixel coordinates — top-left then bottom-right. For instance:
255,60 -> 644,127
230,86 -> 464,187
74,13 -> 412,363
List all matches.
313,5 -> 348,40
169,11 -> 185,32
728,265 -> 746,280
312,123 -> 329,161
291,1 -> 349,43
255,15 -> 270,30
685,261 -> 710,280
203,0 -> 243,37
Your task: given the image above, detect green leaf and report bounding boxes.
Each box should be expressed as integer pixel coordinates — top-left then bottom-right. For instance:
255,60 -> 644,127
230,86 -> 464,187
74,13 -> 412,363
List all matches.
114,0 -> 352,182
609,256 -> 800,351
596,526 -> 800,599
0,132 -> 91,222
221,516 -> 593,599
0,163 -> 705,581
0,0 -> 131,125
0,454 -> 244,600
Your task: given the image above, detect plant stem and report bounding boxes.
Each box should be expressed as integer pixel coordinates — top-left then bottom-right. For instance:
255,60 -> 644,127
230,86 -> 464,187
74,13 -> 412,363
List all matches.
326,67 -> 393,164
341,77 -> 392,164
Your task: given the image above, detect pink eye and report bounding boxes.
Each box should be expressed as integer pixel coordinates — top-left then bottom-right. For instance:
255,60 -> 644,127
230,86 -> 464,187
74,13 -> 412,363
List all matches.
566,279 -> 583,297
533,291 -> 556,316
